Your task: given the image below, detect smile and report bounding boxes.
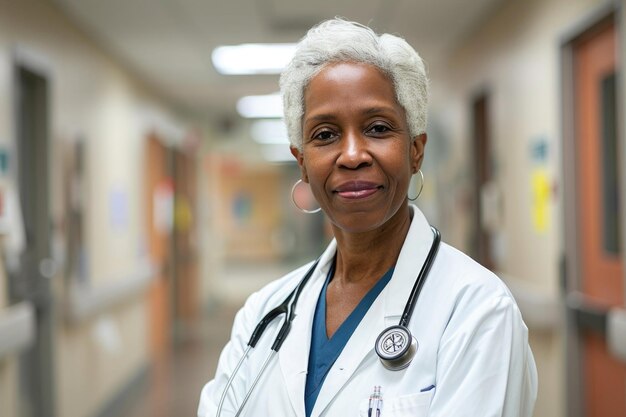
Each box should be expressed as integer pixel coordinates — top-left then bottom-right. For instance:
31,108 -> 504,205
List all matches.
334,181 -> 382,199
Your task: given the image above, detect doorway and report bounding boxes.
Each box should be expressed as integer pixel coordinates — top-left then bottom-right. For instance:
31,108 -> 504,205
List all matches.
172,149 -> 199,339
145,135 -> 173,360
471,92 -> 496,270
10,63 -> 55,417
563,10 -> 625,417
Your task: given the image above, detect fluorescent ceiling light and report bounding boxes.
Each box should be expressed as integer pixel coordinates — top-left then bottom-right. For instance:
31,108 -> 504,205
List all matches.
237,93 -> 283,118
250,119 -> 289,145
212,43 -> 297,75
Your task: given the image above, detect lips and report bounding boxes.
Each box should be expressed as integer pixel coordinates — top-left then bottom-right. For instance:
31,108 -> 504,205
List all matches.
334,181 -> 382,199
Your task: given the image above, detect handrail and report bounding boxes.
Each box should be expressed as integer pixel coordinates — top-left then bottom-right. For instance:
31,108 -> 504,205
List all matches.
0,301 -> 35,359
566,291 -> 626,363
65,258 -> 156,324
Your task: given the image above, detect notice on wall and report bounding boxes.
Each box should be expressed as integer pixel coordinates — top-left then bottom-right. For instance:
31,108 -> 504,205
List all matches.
0,147 -> 26,273
532,168 -> 550,233
109,188 -> 129,230
153,179 -> 174,234
530,137 -> 551,234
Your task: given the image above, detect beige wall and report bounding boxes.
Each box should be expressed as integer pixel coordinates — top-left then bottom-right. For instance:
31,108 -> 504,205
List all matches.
428,0 -> 612,416
0,0 -> 199,416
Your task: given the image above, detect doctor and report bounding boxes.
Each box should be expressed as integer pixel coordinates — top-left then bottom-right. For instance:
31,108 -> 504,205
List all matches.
199,18 -> 537,417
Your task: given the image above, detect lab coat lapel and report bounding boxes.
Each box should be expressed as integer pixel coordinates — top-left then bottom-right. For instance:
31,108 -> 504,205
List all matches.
278,241 -> 337,417
310,295 -> 387,417
311,206 -> 434,417
384,205 -> 434,319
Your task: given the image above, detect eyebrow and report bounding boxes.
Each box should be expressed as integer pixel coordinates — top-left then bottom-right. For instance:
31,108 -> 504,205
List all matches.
305,113 -> 336,123
305,106 -> 398,123
364,106 -> 397,116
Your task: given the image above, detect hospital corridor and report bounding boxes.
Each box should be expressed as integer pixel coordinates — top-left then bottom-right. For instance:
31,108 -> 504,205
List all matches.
0,0 -> 626,416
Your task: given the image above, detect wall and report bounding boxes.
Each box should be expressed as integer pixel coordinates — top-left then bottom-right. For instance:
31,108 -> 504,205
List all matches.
0,0 -> 200,416
427,0 -> 611,416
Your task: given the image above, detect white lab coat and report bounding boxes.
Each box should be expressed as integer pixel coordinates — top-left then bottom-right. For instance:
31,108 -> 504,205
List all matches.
198,206 -> 537,417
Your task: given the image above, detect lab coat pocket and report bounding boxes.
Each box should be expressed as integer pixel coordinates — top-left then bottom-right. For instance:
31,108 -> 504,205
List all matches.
358,389 -> 434,417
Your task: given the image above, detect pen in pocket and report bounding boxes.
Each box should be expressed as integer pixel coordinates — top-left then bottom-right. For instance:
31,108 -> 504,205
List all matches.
368,386 -> 382,417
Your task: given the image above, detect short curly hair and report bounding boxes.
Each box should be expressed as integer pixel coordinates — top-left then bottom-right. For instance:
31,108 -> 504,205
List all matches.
279,18 -> 429,150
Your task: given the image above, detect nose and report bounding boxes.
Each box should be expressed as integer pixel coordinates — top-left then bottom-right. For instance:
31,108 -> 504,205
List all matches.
336,129 -> 373,169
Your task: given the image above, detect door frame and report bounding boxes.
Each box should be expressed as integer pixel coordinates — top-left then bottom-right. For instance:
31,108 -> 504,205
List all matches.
470,90 -> 496,270
10,47 -> 56,417
560,3 -> 624,417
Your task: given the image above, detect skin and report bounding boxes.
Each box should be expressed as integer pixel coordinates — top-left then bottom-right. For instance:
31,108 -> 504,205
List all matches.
290,62 -> 427,338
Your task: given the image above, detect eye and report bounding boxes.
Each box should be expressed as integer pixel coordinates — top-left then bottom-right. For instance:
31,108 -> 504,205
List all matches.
312,129 -> 337,141
366,123 -> 392,135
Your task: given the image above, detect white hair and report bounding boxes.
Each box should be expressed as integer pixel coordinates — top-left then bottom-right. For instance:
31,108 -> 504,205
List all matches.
280,18 -> 429,150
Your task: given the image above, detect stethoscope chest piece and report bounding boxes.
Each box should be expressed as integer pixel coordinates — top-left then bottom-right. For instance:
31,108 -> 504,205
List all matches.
375,325 -> 418,371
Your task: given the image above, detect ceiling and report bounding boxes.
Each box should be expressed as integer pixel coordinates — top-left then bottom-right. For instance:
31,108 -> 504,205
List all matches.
51,0 -> 505,124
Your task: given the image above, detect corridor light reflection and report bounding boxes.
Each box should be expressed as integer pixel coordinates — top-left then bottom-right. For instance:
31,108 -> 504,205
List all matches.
212,43 -> 297,75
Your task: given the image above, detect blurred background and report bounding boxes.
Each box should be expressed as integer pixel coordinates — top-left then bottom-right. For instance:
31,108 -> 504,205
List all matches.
0,0 -> 624,416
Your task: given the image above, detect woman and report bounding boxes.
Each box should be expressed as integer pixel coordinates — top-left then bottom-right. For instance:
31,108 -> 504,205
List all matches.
199,18 -> 537,417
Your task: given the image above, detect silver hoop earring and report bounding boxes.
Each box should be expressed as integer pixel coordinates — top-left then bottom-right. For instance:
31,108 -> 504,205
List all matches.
291,179 -> 321,214
408,170 -> 424,202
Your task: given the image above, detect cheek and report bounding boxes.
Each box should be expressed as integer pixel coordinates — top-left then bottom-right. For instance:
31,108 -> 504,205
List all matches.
382,143 -> 413,173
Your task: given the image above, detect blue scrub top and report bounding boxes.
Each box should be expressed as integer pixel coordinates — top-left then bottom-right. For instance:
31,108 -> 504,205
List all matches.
304,261 -> 394,417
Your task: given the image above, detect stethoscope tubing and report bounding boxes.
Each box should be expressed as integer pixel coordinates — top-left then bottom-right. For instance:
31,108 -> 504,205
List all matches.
399,226 -> 441,327
216,227 -> 440,416
216,260 -> 319,417
216,345 -> 252,416
234,351 -> 277,417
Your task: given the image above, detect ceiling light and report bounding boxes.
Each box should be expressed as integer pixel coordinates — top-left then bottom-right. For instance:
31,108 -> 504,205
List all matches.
212,43 -> 297,75
237,93 -> 283,118
250,119 -> 289,144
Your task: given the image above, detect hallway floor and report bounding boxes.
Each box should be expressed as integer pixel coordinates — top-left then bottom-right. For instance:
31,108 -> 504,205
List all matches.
116,302 -> 240,417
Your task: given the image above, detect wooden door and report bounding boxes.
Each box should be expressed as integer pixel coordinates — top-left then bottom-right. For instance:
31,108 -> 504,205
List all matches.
573,18 -> 625,417
173,150 -> 198,330
145,135 -> 173,359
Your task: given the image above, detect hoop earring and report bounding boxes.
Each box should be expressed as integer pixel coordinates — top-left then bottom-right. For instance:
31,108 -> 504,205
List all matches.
291,179 -> 321,214
408,170 -> 424,202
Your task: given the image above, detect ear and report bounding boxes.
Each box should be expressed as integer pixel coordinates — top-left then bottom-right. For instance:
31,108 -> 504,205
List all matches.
290,146 -> 309,182
410,133 -> 427,174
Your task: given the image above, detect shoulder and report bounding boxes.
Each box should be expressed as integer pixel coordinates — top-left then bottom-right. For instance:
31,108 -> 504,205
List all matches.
433,242 -> 516,304
420,241 -> 526,336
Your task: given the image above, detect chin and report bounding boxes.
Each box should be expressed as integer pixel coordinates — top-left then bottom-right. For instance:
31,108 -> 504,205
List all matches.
328,211 -> 390,234
327,202 -> 410,234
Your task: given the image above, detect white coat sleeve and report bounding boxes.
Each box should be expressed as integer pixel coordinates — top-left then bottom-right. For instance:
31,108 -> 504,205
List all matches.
428,293 -> 538,417
197,291 -> 262,417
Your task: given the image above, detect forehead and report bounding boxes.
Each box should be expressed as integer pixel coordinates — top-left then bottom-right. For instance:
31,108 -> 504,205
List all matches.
304,62 -> 399,114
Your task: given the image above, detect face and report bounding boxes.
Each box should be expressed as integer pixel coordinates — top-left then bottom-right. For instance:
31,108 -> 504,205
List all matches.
291,62 -> 426,233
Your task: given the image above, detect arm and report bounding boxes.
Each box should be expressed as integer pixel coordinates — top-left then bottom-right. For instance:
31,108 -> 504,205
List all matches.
428,293 -> 538,417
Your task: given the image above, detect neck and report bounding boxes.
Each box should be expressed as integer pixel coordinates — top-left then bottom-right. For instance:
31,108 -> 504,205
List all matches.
331,205 -> 412,286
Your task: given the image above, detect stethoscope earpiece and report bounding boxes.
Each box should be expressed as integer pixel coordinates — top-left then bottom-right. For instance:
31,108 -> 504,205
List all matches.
375,325 -> 418,371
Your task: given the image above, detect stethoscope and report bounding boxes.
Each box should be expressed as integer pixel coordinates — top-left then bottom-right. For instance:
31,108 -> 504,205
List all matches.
217,226 -> 441,417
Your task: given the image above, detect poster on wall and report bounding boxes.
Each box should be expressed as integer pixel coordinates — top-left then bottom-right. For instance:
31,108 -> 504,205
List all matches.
530,137 -> 551,234
0,146 -> 26,274
153,178 -> 174,235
